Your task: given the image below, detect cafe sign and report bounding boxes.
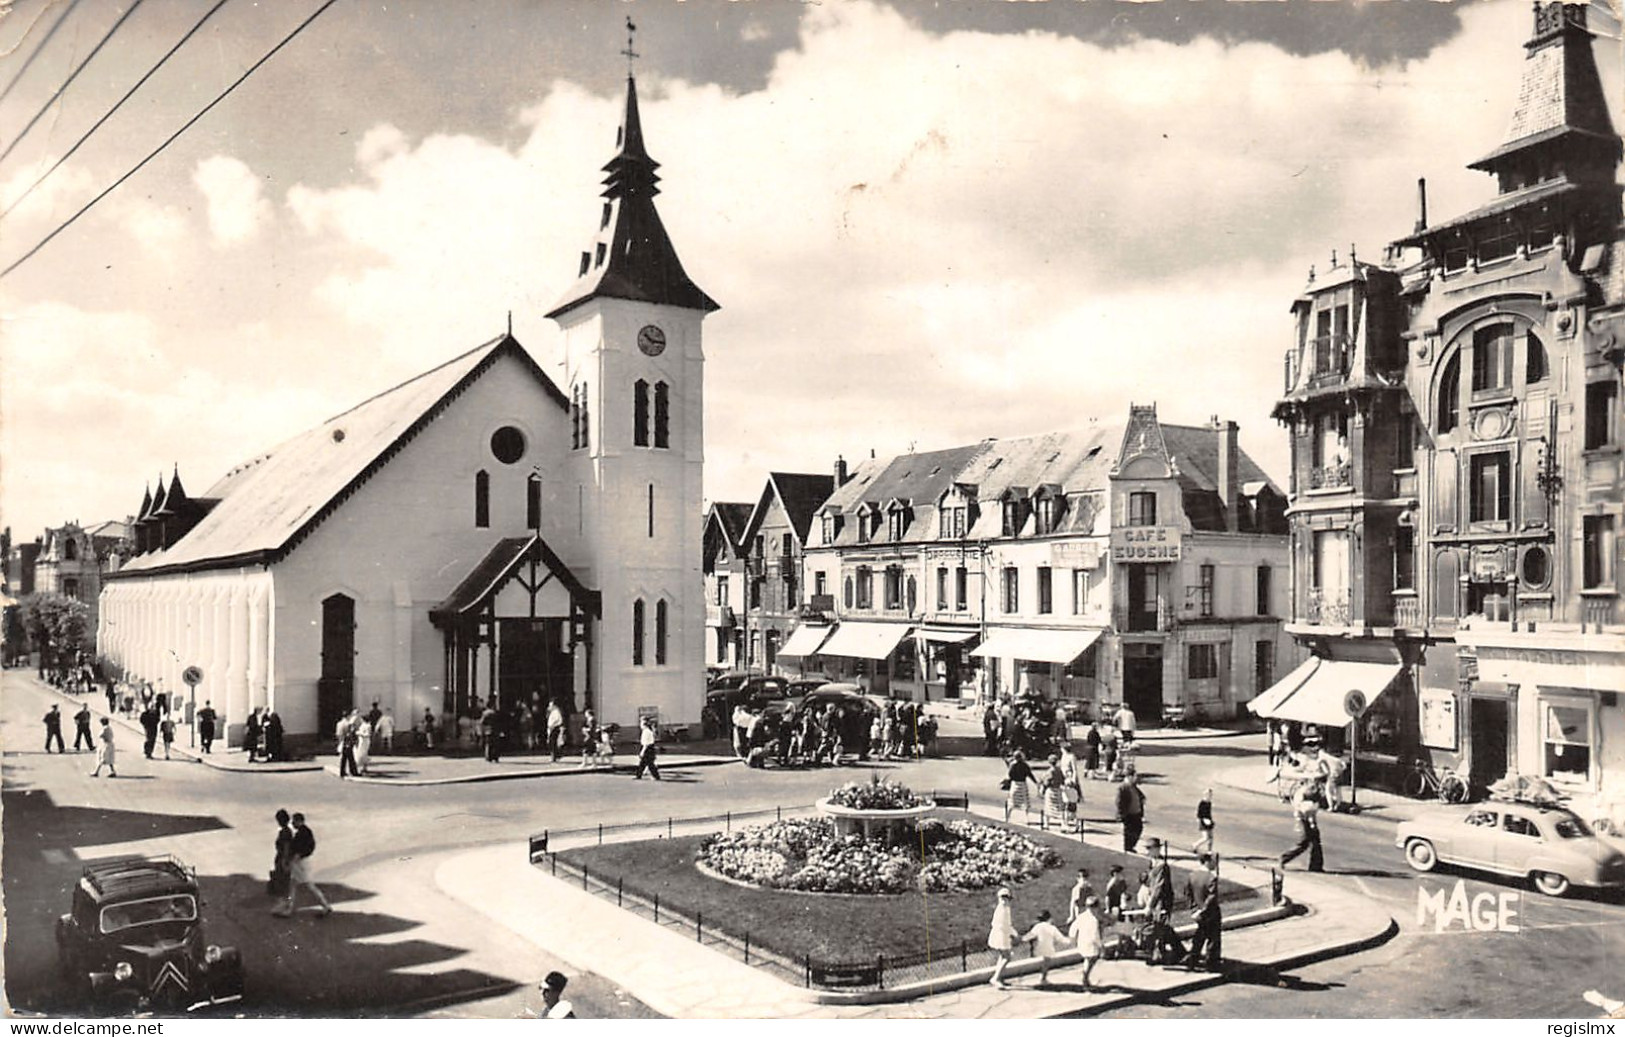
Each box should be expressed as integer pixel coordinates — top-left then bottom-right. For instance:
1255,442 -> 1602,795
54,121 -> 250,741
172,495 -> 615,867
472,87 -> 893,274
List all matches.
1110,526 -> 1183,562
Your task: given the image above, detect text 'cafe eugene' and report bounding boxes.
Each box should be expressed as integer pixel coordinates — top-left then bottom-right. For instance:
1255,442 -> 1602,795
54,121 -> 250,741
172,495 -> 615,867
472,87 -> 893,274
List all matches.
1109,526 -> 1183,563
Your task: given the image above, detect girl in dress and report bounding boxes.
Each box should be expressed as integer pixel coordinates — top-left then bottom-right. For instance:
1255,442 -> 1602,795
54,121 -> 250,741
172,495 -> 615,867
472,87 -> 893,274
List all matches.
1069,896 -> 1105,990
1004,749 -> 1035,824
987,887 -> 1018,990
1041,753 -> 1069,829
355,715 -> 373,775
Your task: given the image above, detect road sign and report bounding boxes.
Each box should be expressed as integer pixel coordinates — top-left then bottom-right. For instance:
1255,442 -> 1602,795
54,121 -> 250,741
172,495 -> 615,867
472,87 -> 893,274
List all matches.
182,665 -> 204,687
1344,688 -> 1367,718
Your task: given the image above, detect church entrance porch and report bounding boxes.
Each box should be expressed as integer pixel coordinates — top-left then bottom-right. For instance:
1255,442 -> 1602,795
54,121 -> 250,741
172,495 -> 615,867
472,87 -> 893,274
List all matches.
498,618 -> 575,717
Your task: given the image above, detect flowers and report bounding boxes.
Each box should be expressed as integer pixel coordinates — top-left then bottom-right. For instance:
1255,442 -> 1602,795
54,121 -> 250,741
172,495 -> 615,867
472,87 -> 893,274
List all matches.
697,816 -> 1061,895
826,774 -> 922,811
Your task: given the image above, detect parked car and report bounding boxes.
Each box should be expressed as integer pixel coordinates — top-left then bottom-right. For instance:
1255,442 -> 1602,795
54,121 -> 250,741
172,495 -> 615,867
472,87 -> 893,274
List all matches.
57,856 -> 244,1014
703,676 -> 795,733
1395,800 -> 1625,897
794,682 -> 878,720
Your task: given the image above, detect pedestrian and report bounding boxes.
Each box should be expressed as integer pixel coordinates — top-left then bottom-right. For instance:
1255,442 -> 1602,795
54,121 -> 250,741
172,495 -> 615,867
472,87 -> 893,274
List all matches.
366,700 -> 383,728
579,709 -> 598,767
337,710 -> 359,778
73,703 -> 94,752
269,809 -> 293,898
986,886 -> 1018,990
265,710 -> 285,762
546,698 -> 566,762
1084,721 -> 1102,778
1101,720 -> 1119,777
1315,743 -> 1346,813
422,707 -> 437,751
104,680 -> 118,716
633,715 -> 661,780
1144,839 -> 1186,965
1115,773 -> 1146,854
160,712 -> 175,760
539,971 -> 576,1018
1114,701 -> 1137,744
517,703 -> 534,752
481,702 -> 500,763
1192,787 -> 1215,858
1003,749 -> 1034,824
1103,864 -> 1128,921
1069,896 -> 1105,990
245,708 -> 262,763
197,701 -> 217,754
43,705 -> 66,753
1058,741 -> 1082,832
1067,867 -> 1095,924
1021,909 -> 1068,986
273,812 -> 332,918
982,702 -> 1000,756
1266,719 -> 1283,767
356,713 -> 373,774
377,709 -> 395,753
1184,858 -> 1223,971
139,703 -> 160,759
1041,752 -> 1068,829
1280,781 -> 1326,872
90,718 -> 117,778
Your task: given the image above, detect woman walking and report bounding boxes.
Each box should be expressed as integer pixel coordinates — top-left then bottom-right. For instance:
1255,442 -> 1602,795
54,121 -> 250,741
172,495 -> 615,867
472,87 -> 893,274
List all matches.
1084,721 -> 1102,779
1041,753 -> 1069,830
986,887 -> 1018,990
1004,749 -> 1035,824
89,718 -> 117,778
1059,742 -> 1083,833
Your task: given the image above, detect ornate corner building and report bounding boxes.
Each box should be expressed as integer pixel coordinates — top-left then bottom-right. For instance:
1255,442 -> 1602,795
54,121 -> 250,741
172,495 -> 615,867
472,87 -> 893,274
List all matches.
1268,2 -> 1625,827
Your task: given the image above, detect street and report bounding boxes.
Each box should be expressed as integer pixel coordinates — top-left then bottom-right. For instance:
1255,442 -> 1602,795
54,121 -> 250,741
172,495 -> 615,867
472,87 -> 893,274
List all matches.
5,669 -> 1623,1018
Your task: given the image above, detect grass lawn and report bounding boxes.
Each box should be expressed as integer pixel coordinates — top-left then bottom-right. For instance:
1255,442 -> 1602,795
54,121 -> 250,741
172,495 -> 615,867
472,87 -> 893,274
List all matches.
555,817 -> 1258,966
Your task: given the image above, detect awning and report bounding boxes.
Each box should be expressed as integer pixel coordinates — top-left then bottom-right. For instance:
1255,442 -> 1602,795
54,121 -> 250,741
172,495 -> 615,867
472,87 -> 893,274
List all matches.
817,622 -> 913,660
970,627 -> 1104,665
778,624 -> 834,658
1247,656 -> 1321,717
917,626 -> 978,644
1259,659 -> 1400,727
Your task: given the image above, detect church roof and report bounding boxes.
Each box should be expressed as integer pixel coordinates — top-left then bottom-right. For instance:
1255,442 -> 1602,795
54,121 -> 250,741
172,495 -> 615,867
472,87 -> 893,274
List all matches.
546,76 -> 718,320
117,335 -> 568,577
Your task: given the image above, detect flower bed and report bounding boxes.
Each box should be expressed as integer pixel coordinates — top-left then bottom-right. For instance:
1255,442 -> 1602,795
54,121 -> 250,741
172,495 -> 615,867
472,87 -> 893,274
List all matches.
825,776 -> 921,811
698,816 -> 1062,895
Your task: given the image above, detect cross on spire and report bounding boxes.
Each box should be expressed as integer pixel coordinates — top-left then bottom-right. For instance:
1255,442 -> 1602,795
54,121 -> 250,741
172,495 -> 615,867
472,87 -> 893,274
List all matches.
621,16 -> 639,77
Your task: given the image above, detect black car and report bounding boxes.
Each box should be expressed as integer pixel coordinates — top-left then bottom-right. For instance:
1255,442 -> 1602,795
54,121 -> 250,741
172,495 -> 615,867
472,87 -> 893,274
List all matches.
56,856 -> 244,1014
703,676 -> 796,735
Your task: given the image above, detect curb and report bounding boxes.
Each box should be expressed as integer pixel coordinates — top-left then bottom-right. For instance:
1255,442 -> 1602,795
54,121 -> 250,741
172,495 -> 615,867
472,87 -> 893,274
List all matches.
318,755 -> 741,786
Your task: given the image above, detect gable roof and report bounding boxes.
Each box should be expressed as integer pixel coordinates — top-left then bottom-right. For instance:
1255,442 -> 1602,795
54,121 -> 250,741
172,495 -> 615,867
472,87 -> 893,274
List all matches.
116,335 -> 568,578
741,472 -> 836,548
1160,424 -> 1279,496
708,502 -> 754,549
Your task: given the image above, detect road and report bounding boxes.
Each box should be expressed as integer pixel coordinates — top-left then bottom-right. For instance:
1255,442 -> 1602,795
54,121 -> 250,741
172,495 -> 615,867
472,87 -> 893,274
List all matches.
4,672 -> 1622,1018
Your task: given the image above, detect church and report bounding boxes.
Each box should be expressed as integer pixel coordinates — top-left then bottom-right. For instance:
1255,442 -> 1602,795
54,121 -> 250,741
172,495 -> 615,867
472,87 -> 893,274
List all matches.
98,69 -> 714,751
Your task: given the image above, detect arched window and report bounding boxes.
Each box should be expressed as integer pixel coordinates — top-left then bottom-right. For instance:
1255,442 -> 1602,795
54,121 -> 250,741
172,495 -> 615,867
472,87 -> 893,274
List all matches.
570,386 -> 581,449
1438,352 -> 1460,434
655,599 -> 668,665
63,538 -> 77,561
526,474 -> 542,529
474,470 -> 490,528
632,599 -> 645,666
633,379 -> 650,447
1526,330 -> 1548,384
844,576 -> 854,609
654,381 -> 670,449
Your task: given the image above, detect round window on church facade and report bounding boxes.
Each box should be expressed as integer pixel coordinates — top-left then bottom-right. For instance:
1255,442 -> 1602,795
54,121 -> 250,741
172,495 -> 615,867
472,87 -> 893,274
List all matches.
490,426 -> 526,464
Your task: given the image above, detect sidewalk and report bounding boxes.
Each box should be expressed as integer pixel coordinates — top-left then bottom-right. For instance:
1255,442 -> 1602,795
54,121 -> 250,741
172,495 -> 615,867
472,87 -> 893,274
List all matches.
1212,761 -> 1434,825
434,805 -> 1396,1019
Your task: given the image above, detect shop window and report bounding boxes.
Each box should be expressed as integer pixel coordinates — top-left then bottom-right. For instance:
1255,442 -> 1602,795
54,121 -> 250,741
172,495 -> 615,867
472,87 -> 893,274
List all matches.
653,382 -> 670,449
1001,566 -> 1019,614
955,566 -> 968,611
1472,324 -> 1514,395
1438,352 -> 1460,433
474,471 -> 490,528
1198,564 -> 1215,618
1037,566 -> 1053,614
633,380 -> 649,447
1542,700 -> 1593,785
1468,452 -> 1510,524
1128,491 -> 1157,527
1188,643 -> 1218,680
1585,379 -> 1619,450
632,599 -> 645,666
1583,516 -> 1615,589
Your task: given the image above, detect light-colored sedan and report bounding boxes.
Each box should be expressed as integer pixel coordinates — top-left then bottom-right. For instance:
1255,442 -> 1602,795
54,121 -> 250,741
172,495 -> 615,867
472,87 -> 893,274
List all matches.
1396,800 -> 1625,897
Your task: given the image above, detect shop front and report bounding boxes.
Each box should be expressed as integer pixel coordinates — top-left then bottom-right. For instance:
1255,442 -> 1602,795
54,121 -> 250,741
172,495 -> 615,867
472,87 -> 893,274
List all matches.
811,620 -> 915,699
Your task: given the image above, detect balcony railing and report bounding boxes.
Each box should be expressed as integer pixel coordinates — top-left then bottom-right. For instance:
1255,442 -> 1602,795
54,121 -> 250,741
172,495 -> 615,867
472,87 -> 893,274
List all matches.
1392,594 -> 1421,630
1305,588 -> 1352,627
1584,596 -> 1618,632
1308,460 -> 1351,490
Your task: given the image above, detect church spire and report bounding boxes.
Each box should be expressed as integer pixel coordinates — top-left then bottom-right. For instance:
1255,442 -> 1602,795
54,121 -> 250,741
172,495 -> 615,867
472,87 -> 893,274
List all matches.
547,26 -> 718,320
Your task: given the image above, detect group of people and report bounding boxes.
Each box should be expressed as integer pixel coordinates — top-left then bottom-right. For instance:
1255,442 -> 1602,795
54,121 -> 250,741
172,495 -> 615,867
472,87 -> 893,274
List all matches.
243,706 -> 289,763
987,842 -> 1224,990
982,693 -> 1070,760
268,809 -> 331,918
1000,733 -> 1152,839
730,698 -> 933,769
41,703 -> 120,778
334,704 -> 396,777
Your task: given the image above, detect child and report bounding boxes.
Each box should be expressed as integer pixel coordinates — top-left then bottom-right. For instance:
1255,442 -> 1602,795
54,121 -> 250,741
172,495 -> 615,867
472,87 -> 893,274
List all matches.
1069,896 -> 1105,989
1192,787 -> 1215,857
1021,909 -> 1068,986
987,887 -> 1018,990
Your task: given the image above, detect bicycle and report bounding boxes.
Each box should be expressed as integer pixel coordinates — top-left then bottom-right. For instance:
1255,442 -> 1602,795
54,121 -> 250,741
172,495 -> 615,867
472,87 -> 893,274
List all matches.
1403,759 -> 1469,803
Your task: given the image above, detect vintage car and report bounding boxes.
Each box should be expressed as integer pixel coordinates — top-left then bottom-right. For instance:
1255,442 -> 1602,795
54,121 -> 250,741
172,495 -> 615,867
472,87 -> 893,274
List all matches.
1395,799 -> 1625,897
57,856 -> 244,1014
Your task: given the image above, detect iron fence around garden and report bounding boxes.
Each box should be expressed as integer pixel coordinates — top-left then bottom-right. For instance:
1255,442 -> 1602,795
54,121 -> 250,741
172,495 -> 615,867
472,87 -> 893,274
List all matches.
527,793 -> 1015,991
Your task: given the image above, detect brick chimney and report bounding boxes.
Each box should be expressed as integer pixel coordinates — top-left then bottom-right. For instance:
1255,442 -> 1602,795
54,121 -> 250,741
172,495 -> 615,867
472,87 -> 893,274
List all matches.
1214,417 -> 1240,532
834,455 -> 849,488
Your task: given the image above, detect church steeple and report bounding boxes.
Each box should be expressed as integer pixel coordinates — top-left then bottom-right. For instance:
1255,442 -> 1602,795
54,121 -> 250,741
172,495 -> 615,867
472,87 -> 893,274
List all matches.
1468,1 -> 1622,191
547,36 -> 719,320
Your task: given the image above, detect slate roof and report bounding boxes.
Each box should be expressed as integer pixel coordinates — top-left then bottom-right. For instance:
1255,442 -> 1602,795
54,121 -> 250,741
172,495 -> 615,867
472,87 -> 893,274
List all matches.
709,503 -> 755,550
742,472 -> 836,547
117,335 -> 567,577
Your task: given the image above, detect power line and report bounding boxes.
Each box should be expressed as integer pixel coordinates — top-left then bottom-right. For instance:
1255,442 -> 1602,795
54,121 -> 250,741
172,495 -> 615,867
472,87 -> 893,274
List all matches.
0,0 -> 147,167
0,0 -> 86,106
3,0 -> 234,221
0,0 -> 342,282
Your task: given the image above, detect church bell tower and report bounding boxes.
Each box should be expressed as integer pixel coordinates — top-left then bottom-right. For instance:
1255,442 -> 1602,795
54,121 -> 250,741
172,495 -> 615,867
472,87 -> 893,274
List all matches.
546,25 -> 718,728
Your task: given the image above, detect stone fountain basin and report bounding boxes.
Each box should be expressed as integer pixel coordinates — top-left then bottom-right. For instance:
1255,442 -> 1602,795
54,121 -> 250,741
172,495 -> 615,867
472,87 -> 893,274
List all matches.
816,797 -> 938,845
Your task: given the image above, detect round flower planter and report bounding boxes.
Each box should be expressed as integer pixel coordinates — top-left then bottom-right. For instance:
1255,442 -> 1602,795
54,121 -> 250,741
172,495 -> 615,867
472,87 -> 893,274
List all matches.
815,797 -> 937,847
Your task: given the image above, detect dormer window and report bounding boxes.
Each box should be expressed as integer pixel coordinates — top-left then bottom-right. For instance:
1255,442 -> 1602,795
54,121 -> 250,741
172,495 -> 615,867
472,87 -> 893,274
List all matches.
887,506 -> 910,542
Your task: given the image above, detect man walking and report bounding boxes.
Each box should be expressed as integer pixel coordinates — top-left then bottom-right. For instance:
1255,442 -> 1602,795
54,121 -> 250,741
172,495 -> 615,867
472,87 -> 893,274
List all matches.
1184,858 -> 1223,971
1192,787 -> 1216,858
43,705 -> 66,754
139,702 -> 160,759
273,812 -> 332,918
547,699 -> 567,762
1280,781 -> 1325,872
73,703 -> 94,752
633,715 -> 661,780
197,701 -> 217,754
1116,773 -> 1146,854
1144,839 -> 1186,965
1114,701 -> 1138,744
337,710 -> 359,778
481,702 -> 501,763
539,971 -> 576,1018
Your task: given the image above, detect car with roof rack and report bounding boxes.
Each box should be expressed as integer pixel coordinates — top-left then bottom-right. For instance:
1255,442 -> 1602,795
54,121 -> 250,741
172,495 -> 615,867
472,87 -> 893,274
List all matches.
56,855 -> 243,1014
1395,796 -> 1625,898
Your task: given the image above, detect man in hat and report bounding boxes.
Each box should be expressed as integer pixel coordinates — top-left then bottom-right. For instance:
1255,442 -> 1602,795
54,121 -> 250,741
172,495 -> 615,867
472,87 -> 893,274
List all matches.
1116,773 -> 1146,854
539,971 -> 576,1018
43,704 -> 65,754
1144,839 -> 1186,965
633,715 -> 661,780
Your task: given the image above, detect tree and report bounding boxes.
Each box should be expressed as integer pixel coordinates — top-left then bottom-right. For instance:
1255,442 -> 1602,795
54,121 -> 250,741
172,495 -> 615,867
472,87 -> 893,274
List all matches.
20,593 -> 93,674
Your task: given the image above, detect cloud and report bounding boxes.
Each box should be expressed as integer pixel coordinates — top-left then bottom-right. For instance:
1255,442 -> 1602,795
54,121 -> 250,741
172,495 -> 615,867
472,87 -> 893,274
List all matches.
193,156 -> 273,245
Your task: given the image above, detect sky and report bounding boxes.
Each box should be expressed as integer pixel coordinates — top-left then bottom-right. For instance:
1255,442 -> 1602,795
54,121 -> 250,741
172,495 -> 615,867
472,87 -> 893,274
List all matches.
1,0 -> 1622,541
